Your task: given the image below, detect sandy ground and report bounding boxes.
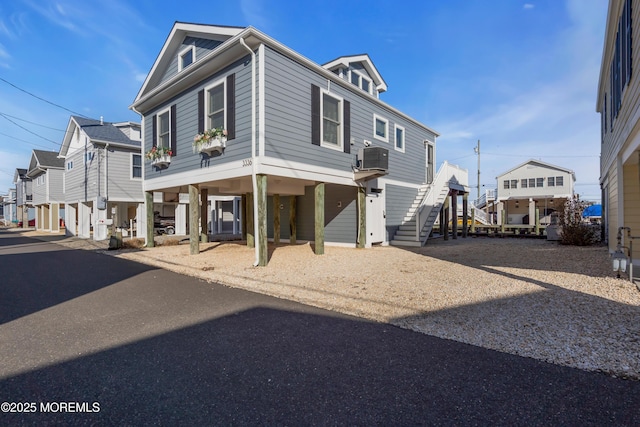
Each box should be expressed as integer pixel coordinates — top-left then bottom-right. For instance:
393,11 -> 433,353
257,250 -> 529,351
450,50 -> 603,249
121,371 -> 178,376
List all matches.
14,228 -> 640,379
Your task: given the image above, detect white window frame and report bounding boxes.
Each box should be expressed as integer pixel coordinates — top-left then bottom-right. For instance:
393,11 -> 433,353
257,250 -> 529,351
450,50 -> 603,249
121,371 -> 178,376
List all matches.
84,152 -> 94,165
373,114 -> 389,143
349,69 -> 372,95
67,160 -> 74,171
179,45 -> 196,71
204,78 -> 226,131
156,107 -> 171,149
556,176 -> 564,186
394,124 -> 405,153
548,177 -> 555,187
320,89 -> 343,151
131,153 -> 142,180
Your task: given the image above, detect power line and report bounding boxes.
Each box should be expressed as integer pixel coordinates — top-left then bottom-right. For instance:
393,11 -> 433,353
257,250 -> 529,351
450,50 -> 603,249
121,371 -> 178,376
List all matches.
0,112 -> 67,133
0,131 -> 55,150
483,152 -> 597,158
0,76 -> 89,118
0,113 -> 60,146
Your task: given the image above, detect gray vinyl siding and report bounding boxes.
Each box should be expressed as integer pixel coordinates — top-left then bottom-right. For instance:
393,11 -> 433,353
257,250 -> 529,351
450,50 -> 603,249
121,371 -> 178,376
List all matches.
105,149 -> 143,201
144,55 -> 254,179
295,184 -> 357,244
64,150 -> 98,202
160,37 -> 224,85
48,169 -> 64,202
385,184 -> 419,240
263,46 -> 432,185
31,173 -> 46,205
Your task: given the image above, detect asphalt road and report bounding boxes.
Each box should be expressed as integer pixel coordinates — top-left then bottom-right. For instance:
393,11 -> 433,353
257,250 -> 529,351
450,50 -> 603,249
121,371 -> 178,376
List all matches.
0,229 -> 639,426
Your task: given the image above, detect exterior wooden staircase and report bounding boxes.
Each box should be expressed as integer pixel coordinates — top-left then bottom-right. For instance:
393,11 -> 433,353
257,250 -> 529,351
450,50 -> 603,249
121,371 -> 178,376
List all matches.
390,162 -> 468,247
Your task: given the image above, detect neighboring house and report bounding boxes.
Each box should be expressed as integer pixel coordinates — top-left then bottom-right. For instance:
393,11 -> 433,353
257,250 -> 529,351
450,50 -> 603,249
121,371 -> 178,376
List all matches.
13,168 -> 32,228
494,159 -> 575,225
26,150 -> 64,232
597,0 -> 639,260
0,189 -> 17,225
130,22 -> 468,264
58,116 -> 144,240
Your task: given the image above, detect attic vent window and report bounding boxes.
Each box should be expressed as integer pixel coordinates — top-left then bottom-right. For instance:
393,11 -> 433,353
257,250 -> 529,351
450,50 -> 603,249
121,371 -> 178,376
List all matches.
350,70 -> 372,94
179,46 -> 195,71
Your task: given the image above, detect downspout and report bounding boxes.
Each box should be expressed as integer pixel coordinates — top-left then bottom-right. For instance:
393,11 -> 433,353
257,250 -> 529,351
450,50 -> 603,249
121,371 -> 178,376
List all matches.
105,143 -> 109,202
240,37 -> 260,266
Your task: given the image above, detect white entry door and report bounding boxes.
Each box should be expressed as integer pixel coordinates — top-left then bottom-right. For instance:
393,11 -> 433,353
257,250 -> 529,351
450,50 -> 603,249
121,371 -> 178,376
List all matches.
366,193 -> 385,245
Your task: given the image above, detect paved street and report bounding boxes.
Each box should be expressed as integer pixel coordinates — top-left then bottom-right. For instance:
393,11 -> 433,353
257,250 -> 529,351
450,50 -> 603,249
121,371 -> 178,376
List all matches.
0,229 -> 639,425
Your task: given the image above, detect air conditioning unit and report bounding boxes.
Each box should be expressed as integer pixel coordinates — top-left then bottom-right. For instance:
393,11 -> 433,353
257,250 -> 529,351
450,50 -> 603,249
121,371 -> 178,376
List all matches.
358,147 -> 389,171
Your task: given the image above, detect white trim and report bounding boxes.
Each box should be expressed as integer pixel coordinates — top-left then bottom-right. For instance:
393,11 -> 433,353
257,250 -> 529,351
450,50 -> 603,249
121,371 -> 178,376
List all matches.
394,124 -> 405,153
178,45 -> 196,72
320,89 -> 344,151
130,152 -> 142,180
143,155 -> 358,191
373,114 -> 389,143
377,177 -> 421,189
259,44 -> 266,157
203,77 -> 227,131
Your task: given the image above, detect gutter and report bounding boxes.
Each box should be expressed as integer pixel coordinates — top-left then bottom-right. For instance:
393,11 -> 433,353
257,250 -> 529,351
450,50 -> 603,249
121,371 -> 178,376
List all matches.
240,37 -> 260,267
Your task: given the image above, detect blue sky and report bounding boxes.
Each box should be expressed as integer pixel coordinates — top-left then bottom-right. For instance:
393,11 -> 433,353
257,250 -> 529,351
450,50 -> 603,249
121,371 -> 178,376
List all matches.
0,0 -> 607,201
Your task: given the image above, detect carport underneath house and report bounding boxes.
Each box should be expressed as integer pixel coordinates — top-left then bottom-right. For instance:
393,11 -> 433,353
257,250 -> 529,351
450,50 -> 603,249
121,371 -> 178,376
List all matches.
143,172 -> 372,266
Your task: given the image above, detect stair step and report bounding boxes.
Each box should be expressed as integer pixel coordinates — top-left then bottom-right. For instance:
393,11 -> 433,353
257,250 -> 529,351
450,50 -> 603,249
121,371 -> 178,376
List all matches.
395,230 -> 426,237
390,240 -> 422,247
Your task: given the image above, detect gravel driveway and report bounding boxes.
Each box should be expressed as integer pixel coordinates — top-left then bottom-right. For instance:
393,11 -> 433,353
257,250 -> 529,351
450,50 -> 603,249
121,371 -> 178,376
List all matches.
21,230 -> 640,379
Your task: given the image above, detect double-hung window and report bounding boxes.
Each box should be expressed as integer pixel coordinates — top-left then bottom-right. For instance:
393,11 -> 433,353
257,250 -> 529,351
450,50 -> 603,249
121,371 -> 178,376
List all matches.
395,124 -> 405,153
131,154 -> 142,179
322,91 -> 342,149
548,177 -> 555,187
373,114 -> 388,142
206,81 -> 225,130
521,179 -> 528,188
536,178 -> 544,187
556,176 -> 564,186
158,109 -> 170,148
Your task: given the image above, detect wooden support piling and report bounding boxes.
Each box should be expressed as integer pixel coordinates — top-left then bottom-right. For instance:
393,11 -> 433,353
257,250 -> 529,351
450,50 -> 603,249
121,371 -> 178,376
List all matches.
189,184 -> 200,255
273,194 -> 280,245
145,191 -> 154,248
357,186 -> 366,248
289,195 -> 297,244
314,182 -> 325,255
256,174 -> 268,266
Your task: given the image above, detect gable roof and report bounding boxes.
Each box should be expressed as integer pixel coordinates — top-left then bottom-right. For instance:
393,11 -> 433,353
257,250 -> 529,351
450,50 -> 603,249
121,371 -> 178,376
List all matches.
131,23 -> 439,136
13,168 -> 28,183
322,53 -> 388,93
59,116 -> 141,157
497,159 -> 576,181
134,22 -> 244,104
27,150 -> 64,177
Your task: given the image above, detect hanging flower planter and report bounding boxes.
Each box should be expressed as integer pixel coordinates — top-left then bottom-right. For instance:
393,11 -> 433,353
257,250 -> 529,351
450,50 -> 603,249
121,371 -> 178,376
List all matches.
145,146 -> 173,169
193,127 -> 228,155
151,154 -> 172,168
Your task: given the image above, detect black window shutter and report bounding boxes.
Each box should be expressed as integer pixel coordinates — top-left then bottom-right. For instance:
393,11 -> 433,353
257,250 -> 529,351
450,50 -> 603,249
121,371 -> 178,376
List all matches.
152,114 -> 157,148
343,100 -> 351,154
311,84 -> 320,146
198,90 -> 204,134
227,73 -> 236,140
170,104 -> 177,156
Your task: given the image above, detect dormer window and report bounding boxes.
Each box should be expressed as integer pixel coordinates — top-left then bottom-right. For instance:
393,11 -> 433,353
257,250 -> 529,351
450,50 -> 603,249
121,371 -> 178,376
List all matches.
350,70 -> 372,94
179,45 -> 195,71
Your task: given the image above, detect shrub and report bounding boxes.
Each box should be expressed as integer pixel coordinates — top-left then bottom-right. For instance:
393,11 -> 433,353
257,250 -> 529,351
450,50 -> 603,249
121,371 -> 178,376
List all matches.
557,196 -> 600,246
122,238 -> 145,249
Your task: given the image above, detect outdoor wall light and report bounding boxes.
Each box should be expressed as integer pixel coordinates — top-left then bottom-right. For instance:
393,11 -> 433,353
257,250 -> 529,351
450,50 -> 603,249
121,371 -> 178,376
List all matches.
612,248 -> 628,278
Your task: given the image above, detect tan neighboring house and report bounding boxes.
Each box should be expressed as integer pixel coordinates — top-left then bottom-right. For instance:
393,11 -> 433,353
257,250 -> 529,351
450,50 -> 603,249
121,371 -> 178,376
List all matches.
26,150 -> 65,232
495,159 -> 575,226
597,0 -> 639,262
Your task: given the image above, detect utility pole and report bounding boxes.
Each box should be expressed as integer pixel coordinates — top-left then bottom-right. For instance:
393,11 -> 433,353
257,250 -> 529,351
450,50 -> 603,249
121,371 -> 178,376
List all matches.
474,140 -> 481,199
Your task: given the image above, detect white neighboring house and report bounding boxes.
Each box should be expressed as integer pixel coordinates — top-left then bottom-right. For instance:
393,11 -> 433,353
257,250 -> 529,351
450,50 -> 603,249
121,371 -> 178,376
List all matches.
27,150 -> 65,232
59,116 -> 144,240
495,159 -> 576,225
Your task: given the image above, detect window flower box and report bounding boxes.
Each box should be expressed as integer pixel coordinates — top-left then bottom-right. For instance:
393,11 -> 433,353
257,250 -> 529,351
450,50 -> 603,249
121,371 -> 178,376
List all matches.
194,127 -> 228,155
198,136 -> 227,154
145,146 -> 173,169
151,154 -> 171,168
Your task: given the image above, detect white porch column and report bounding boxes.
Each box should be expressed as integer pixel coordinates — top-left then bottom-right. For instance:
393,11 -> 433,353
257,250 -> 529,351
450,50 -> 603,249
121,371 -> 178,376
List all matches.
94,203 -> 108,241
51,203 -> 60,233
496,202 -> 505,226
175,203 -> 187,235
65,204 -> 76,236
78,203 -> 91,238
528,198 -> 536,226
